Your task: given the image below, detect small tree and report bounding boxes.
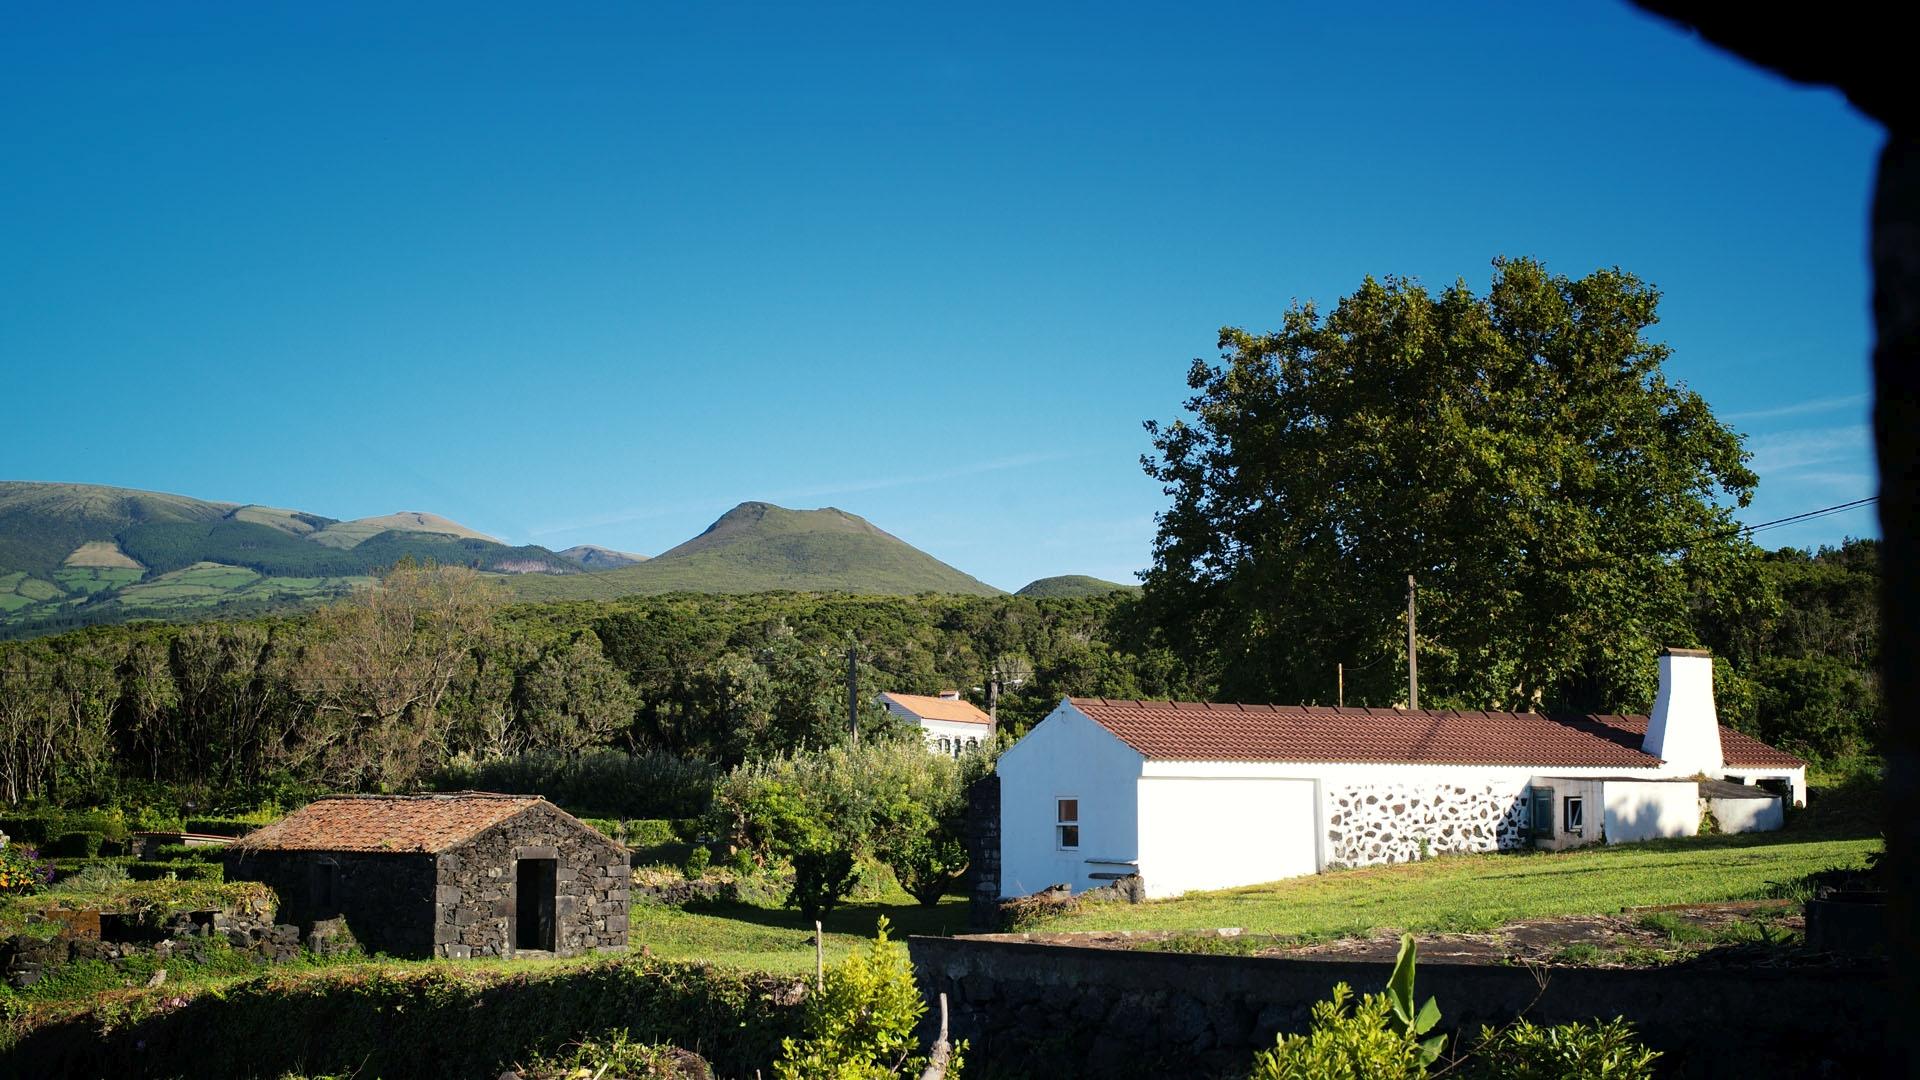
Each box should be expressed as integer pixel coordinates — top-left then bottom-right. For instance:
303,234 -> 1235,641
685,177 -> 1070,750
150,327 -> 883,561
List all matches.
775,918 -> 960,1079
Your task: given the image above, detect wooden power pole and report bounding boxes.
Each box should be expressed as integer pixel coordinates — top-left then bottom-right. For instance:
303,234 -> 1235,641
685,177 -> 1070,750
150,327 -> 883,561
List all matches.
987,666 -> 1001,725
1407,574 -> 1419,710
847,644 -> 859,746
1337,662 -> 1344,708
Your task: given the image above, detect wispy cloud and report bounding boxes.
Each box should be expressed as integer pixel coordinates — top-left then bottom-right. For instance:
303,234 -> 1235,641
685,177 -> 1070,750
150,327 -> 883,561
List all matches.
1746,423 -> 1872,475
1726,393 -> 1870,423
525,452 -> 1082,540
773,452 -> 1080,503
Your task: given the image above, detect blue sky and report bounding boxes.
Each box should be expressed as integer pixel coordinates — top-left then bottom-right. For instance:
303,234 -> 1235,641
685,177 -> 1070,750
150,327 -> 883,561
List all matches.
0,3 -> 1883,590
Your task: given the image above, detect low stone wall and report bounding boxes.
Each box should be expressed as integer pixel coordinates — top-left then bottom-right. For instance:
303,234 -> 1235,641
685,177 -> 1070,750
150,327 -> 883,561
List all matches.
908,935 -> 1890,1078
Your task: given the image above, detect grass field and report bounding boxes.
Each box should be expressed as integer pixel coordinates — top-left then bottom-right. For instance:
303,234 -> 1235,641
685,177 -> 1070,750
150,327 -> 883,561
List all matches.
629,891 -> 971,974
1020,785 -> 1881,937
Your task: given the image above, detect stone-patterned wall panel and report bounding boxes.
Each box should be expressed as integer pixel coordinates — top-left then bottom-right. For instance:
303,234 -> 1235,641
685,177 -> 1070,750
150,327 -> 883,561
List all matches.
1324,781 -> 1529,867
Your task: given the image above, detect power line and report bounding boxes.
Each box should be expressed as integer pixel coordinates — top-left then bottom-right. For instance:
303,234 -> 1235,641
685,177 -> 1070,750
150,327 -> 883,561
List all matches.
1741,496 -> 1878,536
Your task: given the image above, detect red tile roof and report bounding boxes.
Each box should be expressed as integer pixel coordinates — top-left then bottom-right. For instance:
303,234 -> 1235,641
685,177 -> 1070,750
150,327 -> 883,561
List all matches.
228,793 -> 546,854
1587,714 -> 1806,770
881,691 -> 994,726
1068,698 -> 1804,770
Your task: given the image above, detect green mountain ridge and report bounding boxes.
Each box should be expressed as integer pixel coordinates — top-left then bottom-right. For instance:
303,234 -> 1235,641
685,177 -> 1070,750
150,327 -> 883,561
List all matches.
0,481 -> 575,638
1015,574 -> 1138,598
508,501 -> 1003,601
0,484 -> 1019,637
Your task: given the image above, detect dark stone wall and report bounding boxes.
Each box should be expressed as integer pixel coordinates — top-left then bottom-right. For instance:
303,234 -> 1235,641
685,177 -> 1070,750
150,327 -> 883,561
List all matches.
909,935 -> 1890,1079
224,850 -> 436,957
963,774 -> 1000,929
435,802 -> 630,959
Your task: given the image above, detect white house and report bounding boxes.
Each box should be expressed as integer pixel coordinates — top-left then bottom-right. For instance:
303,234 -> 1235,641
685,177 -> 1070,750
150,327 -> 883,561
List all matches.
996,648 -> 1805,900
879,690 -> 994,758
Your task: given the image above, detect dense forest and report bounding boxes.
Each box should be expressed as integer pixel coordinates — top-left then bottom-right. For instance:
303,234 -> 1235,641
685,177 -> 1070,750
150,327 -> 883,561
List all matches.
0,539 -> 1881,812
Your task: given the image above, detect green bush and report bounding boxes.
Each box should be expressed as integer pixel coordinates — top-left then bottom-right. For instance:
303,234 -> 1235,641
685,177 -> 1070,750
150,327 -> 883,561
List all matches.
46,831 -> 106,858
126,860 -> 223,882
2,953 -> 800,1079
775,918 -> 958,1079
183,818 -> 262,837
148,843 -> 230,864
1462,1018 -> 1659,1080
629,819 -> 680,847
1249,985 -> 1430,1080
683,844 -> 712,878
714,741 -> 968,921
1250,934 -> 1439,1079
435,750 -> 717,819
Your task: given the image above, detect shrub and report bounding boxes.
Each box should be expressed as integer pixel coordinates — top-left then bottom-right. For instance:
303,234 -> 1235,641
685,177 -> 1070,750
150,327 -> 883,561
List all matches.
1248,986 -> 1429,1080
0,844 -> 57,894
184,818 -> 263,837
775,918 -> 959,1079
126,860 -> 223,882
714,741 -> 968,920
50,860 -> 131,893
519,1033 -> 704,1079
435,750 -> 717,819
683,845 -> 712,879
1462,1018 -> 1659,1080
46,831 -> 106,858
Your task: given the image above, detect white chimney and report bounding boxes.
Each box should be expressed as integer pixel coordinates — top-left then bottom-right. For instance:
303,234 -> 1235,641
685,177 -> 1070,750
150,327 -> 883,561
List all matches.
938,689 -> 961,701
1642,648 -> 1725,775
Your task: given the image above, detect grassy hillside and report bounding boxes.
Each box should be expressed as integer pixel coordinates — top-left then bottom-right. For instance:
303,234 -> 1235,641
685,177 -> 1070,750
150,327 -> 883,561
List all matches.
556,544 -> 650,569
0,481 -> 574,638
1016,574 -> 1137,598
512,502 -> 1003,601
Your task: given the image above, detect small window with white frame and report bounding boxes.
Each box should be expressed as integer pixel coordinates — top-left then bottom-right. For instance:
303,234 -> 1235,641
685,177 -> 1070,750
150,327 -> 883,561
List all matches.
1056,798 -> 1079,849
1563,796 -> 1584,835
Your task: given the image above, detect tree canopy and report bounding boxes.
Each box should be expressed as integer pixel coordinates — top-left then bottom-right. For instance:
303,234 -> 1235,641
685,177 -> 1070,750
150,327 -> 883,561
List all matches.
1140,258 -> 1764,712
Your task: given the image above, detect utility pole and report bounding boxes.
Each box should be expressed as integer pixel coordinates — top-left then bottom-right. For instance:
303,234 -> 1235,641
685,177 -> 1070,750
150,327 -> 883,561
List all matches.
987,665 -> 1001,726
1337,662 -> 1344,708
847,644 -> 859,746
1407,574 -> 1419,711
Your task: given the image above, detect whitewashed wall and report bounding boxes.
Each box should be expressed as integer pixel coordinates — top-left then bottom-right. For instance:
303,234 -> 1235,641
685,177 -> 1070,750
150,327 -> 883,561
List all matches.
1709,794 -> 1784,833
995,704 -> 1143,897
1135,777 -> 1319,898
919,716 -> 991,757
1602,780 -> 1701,844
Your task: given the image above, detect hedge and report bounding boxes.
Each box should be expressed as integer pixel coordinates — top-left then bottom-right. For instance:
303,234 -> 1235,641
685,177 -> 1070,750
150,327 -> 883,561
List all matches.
147,843 -> 229,864
183,818 -> 261,837
126,861 -> 223,882
1,954 -> 803,1079
0,811 -> 130,845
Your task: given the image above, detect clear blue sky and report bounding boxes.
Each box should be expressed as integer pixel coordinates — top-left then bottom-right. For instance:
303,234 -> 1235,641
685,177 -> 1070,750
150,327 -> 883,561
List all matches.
0,2 -> 1883,590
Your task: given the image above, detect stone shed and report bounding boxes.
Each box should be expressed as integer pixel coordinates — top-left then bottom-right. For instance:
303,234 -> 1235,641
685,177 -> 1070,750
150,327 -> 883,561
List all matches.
224,792 -> 628,959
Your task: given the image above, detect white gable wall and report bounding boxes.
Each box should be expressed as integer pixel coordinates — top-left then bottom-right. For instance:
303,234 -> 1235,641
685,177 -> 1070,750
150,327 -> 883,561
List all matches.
996,702 -> 1144,897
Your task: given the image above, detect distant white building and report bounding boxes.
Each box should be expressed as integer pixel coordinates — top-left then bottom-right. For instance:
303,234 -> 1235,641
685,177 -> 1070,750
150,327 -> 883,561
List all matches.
995,648 -> 1806,900
880,690 -> 995,759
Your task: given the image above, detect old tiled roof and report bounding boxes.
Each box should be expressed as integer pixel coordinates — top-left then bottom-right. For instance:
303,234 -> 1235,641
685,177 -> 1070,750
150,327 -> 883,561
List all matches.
1587,714 -> 1806,769
881,691 -> 994,726
1068,699 -> 1805,770
228,792 -> 545,854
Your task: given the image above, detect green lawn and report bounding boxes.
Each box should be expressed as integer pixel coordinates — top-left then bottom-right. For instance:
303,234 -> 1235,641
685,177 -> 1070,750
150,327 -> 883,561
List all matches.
630,892 -> 971,974
1023,787 -> 1881,937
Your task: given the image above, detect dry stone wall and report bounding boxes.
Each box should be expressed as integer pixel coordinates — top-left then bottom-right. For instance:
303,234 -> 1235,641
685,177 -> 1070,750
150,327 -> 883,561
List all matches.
435,802 -> 629,959
1324,781 -> 1529,867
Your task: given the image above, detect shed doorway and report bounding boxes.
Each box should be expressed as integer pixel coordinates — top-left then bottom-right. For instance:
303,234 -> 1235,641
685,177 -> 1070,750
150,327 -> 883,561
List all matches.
515,858 -> 556,951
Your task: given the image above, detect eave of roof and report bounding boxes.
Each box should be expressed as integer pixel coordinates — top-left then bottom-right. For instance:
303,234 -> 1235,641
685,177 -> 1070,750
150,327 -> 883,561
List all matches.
228,792 -> 547,855
1066,698 -> 1805,771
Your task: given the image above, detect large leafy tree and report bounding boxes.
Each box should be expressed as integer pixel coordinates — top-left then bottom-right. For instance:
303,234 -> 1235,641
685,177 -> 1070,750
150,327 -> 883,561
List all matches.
1140,257 -> 1763,712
